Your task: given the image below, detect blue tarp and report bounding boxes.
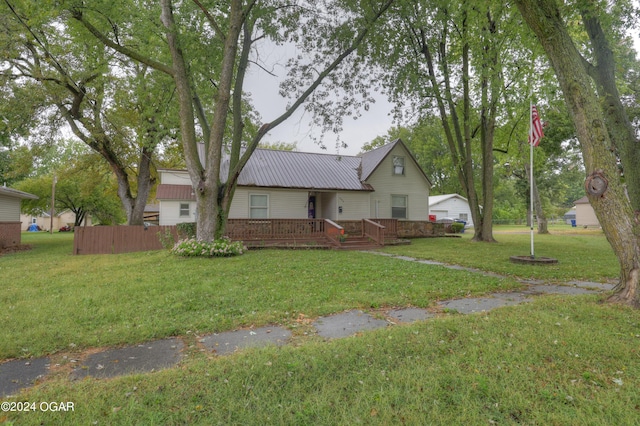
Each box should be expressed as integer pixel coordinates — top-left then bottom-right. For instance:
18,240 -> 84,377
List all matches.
28,223 -> 39,232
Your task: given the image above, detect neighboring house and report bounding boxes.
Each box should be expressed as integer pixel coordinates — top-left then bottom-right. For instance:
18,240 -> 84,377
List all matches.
574,196 -> 600,227
429,194 -> 474,227
156,139 -> 432,225
19,210 -> 92,231
0,185 -> 38,247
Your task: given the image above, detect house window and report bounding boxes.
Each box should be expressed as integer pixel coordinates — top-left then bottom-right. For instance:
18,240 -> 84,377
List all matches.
250,194 -> 269,218
459,213 -> 468,222
179,203 -> 190,217
393,156 -> 405,175
391,195 -> 408,219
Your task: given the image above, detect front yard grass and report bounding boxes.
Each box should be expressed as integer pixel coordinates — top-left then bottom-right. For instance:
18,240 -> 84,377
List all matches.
383,225 -> 619,283
8,297 -> 640,425
3,229 -> 637,425
1,232 -> 518,360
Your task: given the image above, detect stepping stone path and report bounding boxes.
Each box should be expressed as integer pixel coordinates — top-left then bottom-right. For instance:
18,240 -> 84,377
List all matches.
199,326 -> 292,355
0,253 -> 615,398
70,338 -> 184,381
313,310 -> 389,339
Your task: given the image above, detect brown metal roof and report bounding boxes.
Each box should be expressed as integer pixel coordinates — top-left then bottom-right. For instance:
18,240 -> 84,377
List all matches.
224,149 -> 372,191
156,184 -> 195,201
156,140 -> 432,200
360,140 -> 397,180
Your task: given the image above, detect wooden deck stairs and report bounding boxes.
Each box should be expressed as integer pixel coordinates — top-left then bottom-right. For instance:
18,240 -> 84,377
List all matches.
335,235 -> 381,250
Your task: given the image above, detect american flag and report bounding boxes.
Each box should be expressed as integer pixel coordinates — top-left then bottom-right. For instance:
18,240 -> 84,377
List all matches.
529,104 -> 544,147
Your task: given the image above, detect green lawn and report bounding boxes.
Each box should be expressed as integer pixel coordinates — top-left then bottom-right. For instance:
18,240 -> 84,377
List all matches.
383,224 -> 619,282
1,232 -> 519,359
3,229 -> 638,425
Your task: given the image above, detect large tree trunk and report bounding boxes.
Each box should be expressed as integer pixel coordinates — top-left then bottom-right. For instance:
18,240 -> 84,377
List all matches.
580,8 -> 640,213
515,0 -> 640,307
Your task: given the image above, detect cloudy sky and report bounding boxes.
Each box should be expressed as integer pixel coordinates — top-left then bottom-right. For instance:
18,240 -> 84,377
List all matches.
244,41 -> 394,157
245,20 -> 640,158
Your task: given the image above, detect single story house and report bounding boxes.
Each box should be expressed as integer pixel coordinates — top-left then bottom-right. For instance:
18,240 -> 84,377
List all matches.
0,185 -> 38,247
574,196 -> 600,227
156,139 -> 432,225
20,210 -> 92,231
428,193 -> 474,227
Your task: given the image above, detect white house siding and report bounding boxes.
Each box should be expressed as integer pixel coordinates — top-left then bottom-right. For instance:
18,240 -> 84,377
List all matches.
159,200 -> 196,225
335,191 -> 371,220
160,170 -> 192,185
0,194 -> 20,221
365,145 -> 430,220
320,192 -> 337,219
429,196 -> 474,227
229,188 -> 309,219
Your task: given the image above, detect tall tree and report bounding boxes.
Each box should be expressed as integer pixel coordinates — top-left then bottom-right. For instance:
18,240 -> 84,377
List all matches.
73,0 -> 395,241
514,0 -> 640,306
0,0 -> 177,224
361,0 -> 524,242
15,143 -> 126,226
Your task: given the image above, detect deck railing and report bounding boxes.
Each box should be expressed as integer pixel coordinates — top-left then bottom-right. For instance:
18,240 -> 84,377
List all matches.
362,219 -> 385,246
323,219 -> 344,247
225,218 -> 327,240
369,218 -> 398,238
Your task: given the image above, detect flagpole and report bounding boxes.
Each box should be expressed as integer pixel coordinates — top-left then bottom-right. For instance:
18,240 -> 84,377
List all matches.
529,101 -> 535,259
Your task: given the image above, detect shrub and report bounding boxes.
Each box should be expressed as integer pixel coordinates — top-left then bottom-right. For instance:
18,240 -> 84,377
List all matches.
176,222 -> 197,239
451,222 -> 465,233
157,228 -> 177,250
170,237 -> 246,258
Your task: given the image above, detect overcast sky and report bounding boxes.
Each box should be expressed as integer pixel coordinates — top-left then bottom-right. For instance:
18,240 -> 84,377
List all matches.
244,41 -> 394,157
245,21 -> 640,158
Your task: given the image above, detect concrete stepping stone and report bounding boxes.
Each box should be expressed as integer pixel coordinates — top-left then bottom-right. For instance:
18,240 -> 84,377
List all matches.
566,281 -> 615,291
439,294 -> 528,314
0,357 -> 50,397
200,326 -> 291,356
70,338 -> 183,380
313,310 -> 388,339
387,307 -> 434,323
525,284 -> 597,296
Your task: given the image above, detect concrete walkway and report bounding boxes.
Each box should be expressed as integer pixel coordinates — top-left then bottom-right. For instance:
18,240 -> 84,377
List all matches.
0,253 -> 615,398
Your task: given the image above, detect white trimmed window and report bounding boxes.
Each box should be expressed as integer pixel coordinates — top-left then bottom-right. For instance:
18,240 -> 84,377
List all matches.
179,203 -> 190,217
391,195 -> 408,219
250,194 -> 269,218
393,156 -> 405,175
459,213 -> 468,222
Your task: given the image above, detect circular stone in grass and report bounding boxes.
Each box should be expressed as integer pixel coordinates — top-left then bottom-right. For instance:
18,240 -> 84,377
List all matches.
509,255 -> 558,265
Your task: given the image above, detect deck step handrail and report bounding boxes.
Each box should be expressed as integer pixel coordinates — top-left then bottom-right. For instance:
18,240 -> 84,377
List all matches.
323,219 -> 344,247
363,218 -> 385,246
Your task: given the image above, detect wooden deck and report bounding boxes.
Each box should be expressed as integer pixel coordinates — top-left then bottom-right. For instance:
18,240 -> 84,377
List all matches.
226,218 -> 391,250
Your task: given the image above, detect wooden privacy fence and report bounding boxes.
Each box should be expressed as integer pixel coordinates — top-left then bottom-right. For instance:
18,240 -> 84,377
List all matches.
73,225 -> 178,255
